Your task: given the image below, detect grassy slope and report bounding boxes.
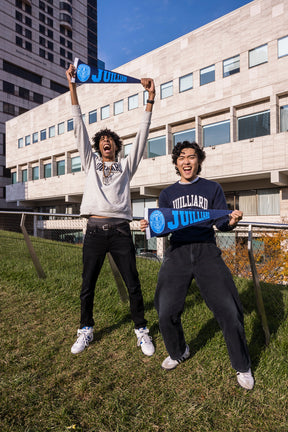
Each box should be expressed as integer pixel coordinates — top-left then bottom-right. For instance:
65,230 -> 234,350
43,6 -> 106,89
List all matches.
0,231 -> 288,432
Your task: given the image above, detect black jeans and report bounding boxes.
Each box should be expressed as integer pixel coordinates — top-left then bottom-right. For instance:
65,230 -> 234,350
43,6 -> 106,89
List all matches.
79,220 -> 147,330
155,242 -> 251,372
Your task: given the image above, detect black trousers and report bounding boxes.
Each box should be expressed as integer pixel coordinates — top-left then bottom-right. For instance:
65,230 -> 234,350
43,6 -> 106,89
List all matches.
155,242 -> 251,372
80,220 -> 147,330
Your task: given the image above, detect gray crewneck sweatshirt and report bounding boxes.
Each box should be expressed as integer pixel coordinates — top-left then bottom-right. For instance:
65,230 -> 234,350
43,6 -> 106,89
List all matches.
72,104 -> 152,220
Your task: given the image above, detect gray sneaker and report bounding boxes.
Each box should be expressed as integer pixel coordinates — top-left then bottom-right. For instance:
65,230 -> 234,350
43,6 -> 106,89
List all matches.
71,327 -> 93,354
161,344 -> 190,370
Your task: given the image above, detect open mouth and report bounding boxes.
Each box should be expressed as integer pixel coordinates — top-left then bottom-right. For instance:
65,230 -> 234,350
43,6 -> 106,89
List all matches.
103,144 -> 111,151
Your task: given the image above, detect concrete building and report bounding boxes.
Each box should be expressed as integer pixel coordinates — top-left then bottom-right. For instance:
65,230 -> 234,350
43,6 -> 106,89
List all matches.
1,0 -> 99,208
5,0 -> 288,249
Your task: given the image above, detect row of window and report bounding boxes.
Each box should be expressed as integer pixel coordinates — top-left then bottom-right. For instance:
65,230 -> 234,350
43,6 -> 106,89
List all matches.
3,81 -> 43,103
11,156 -> 81,183
16,103 -> 288,156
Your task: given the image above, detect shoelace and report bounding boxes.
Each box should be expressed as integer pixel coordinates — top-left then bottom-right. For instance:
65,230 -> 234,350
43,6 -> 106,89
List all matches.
77,331 -> 91,347
137,331 -> 151,347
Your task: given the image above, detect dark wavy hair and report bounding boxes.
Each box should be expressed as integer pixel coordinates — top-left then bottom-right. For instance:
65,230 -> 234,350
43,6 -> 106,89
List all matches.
172,141 -> 206,175
92,128 -> 123,158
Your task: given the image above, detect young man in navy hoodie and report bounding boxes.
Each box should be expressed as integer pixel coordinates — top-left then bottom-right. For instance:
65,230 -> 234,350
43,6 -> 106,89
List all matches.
141,141 -> 254,390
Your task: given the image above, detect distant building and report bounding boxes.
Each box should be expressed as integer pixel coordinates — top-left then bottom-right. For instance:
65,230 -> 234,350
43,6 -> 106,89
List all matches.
5,0 -> 288,239
1,0 -> 99,208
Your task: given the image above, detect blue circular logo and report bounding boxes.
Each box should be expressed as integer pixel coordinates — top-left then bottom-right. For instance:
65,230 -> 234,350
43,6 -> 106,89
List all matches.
77,64 -> 91,82
150,210 -> 165,234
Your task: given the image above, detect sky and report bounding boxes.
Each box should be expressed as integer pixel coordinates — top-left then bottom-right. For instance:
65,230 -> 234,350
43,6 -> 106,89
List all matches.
97,0 -> 254,70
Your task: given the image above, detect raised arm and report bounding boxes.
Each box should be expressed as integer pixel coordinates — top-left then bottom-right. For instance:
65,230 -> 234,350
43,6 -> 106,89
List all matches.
141,78 -> 155,112
66,64 -> 79,106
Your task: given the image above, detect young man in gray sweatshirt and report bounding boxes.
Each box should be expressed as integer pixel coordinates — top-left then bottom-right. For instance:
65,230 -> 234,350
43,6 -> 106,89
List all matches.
66,64 -> 155,356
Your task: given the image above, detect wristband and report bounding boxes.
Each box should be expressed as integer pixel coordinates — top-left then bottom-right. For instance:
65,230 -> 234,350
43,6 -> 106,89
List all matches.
146,99 -> 155,104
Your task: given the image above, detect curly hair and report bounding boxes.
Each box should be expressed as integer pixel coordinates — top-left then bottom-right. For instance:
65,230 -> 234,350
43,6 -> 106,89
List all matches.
92,128 -> 123,158
172,141 -> 206,175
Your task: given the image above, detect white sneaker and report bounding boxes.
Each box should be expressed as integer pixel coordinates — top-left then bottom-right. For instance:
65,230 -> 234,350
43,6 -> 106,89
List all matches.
71,327 -> 93,354
161,344 -> 190,370
236,368 -> 254,390
135,327 -> 155,356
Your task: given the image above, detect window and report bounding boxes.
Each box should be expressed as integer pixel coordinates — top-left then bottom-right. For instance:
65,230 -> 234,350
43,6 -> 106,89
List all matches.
128,94 -> 138,110
33,92 -> 43,103
32,166 -> 39,180
3,103 -> 15,115
18,138 -> 24,148
280,105 -> 288,132
67,118 -> 73,131
32,132 -> 38,143
278,36 -> 288,58
101,105 -> 110,120
200,65 -> 215,85
249,44 -> 268,68
143,90 -> 148,105
22,169 -> 27,182
173,128 -> 195,147
179,73 -> 193,92
19,87 -> 29,99
89,109 -> 97,124
124,143 -> 132,157
71,156 -> 81,173
49,125 -> 55,138
238,110 -> 270,140
25,135 -> 31,146
239,189 -> 279,216
114,100 -> 124,115
40,129 -> 46,140
223,55 -> 240,77
132,198 -> 157,218
12,172 -> 17,184
44,163 -> 51,178
3,81 -> 15,95
58,122 -> 65,135
57,160 -> 65,176
203,120 -> 230,147
160,81 -> 173,99
148,136 -> 166,158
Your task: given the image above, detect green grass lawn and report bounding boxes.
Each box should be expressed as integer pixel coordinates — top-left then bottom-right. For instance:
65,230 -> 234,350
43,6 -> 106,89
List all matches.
0,231 -> 288,432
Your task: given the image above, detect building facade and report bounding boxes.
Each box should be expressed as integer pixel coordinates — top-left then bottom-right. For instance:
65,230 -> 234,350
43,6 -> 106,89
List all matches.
1,0 -> 98,208
5,0 -> 288,236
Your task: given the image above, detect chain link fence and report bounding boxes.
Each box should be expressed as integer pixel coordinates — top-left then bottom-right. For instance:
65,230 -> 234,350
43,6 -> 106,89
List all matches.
0,211 -> 287,285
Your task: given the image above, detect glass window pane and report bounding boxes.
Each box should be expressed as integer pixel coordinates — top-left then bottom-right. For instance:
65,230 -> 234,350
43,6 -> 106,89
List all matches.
223,55 -> 240,77
89,109 -> 97,124
32,166 -> 39,180
173,128 -> 195,147
128,94 -> 138,110
101,105 -> 110,120
278,35 -> 288,58
67,118 -> 74,131
179,73 -> 193,92
143,90 -> 148,105
71,156 -> 81,172
40,129 -> 46,141
22,169 -> 27,182
44,163 -> 51,178
12,172 -> 17,184
200,65 -> 215,85
58,122 -> 65,135
124,143 -> 132,157
25,135 -> 30,146
18,138 -> 23,148
239,191 -> 257,216
238,110 -> 270,140
280,105 -> 288,132
49,125 -> 55,138
249,44 -> 268,67
258,189 -> 279,215
203,120 -> 230,147
114,100 -> 124,115
57,160 -> 65,176
160,81 -> 173,99
148,136 -> 166,158
32,132 -> 38,143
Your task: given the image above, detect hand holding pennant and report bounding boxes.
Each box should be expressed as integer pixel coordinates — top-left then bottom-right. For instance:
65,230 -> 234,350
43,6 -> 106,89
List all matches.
71,58 -> 141,84
144,208 -> 232,239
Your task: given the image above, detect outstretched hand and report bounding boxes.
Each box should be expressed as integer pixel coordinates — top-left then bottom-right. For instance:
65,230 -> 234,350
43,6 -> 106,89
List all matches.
66,64 -> 76,85
141,78 -> 155,95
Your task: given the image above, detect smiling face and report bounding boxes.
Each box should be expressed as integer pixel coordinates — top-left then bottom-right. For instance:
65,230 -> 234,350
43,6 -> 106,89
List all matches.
99,135 -> 117,162
176,147 -> 200,183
